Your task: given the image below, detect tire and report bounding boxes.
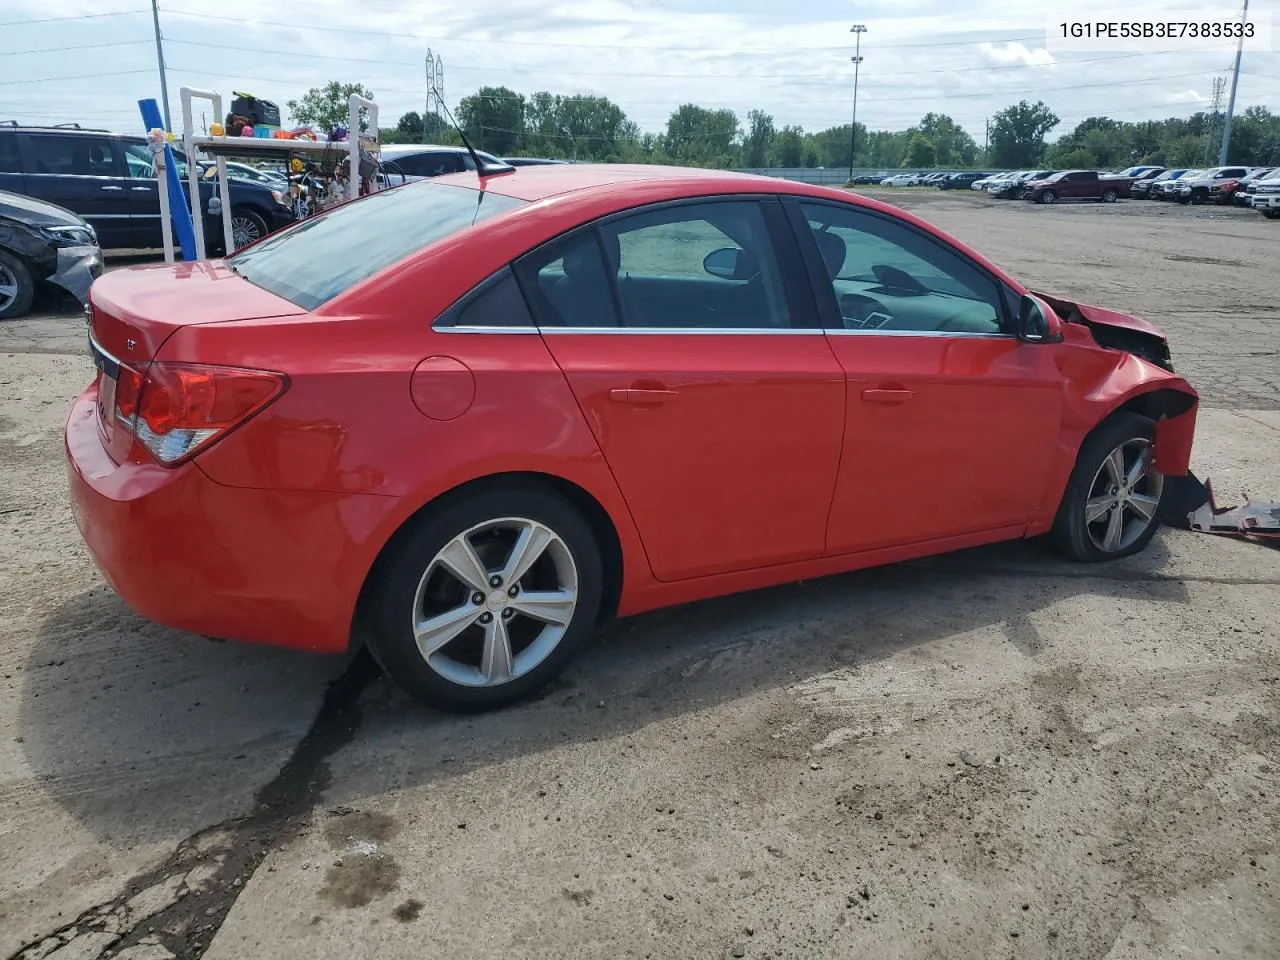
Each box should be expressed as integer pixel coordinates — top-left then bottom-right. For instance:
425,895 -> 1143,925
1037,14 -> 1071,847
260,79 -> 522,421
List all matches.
230,208 -> 268,251
1049,412 -> 1165,563
0,249 -> 35,320
1038,190 -> 1057,204
1101,189 -> 1118,203
1263,210 -> 1280,220
361,483 -> 604,712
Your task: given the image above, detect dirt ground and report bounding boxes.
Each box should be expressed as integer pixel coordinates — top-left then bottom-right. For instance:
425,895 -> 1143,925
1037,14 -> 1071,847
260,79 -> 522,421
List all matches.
1,193 -> 1277,960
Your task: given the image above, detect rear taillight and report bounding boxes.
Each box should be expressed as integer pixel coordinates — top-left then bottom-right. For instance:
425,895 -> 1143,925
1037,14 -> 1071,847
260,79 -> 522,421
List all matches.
114,362 -> 286,465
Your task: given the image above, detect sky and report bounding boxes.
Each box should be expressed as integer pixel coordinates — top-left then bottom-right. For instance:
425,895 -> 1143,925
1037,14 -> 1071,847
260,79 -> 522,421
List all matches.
3,0 -> 1278,147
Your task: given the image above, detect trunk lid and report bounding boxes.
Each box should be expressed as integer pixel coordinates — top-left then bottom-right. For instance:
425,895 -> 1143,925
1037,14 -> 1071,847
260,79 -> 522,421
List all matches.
87,260 -> 305,463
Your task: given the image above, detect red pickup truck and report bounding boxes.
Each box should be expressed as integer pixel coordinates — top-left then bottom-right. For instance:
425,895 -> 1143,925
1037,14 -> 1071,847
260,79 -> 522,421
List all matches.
1023,170 -> 1131,204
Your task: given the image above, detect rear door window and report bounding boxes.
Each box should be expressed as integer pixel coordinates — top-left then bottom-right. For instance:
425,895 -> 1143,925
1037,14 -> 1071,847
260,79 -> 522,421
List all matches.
21,134 -> 119,176
0,135 -> 20,174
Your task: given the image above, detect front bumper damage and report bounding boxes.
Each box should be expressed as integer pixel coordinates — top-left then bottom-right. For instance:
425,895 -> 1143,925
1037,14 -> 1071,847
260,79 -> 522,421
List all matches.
47,244 -> 103,303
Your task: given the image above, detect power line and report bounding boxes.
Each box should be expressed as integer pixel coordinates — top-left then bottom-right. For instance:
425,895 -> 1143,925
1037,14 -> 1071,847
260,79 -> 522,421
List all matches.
0,39 -> 151,56
0,9 -> 147,26
157,37 -> 1172,82
0,68 -> 156,87
161,63 -> 1212,107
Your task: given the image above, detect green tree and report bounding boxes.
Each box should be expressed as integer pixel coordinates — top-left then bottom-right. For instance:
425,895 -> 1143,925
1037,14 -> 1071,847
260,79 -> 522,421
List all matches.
903,133 -> 937,167
741,110 -> 775,167
989,100 -> 1059,167
663,104 -> 739,166
286,81 -> 375,133
769,125 -> 805,167
915,113 -> 977,166
457,86 -> 526,155
396,111 -> 423,137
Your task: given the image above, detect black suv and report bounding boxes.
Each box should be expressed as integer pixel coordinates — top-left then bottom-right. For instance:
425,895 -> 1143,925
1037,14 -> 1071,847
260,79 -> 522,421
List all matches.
0,123 -> 295,252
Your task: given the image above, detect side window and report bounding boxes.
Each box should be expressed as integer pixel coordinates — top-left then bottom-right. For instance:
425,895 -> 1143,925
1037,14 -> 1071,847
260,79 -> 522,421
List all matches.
515,230 -> 619,328
449,268 -> 535,328
799,201 -> 1004,336
599,200 -> 791,329
22,135 -> 117,176
0,135 -> 19,174
121,141 -> 155,178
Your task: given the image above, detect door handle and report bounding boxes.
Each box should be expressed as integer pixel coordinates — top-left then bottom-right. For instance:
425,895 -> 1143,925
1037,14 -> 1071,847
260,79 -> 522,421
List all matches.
130,186 -> 153,192
609,388 -> 678,404
862,388 -> 916,403
100,185 -> 124,191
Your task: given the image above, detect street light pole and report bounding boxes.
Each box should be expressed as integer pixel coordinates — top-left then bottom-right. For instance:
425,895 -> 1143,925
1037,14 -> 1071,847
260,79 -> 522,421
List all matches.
150,0 -> 172,131
848,24 -> 866,184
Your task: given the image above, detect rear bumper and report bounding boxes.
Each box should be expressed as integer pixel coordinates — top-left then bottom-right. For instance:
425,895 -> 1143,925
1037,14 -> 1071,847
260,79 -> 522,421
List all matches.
65,387 -> 396,654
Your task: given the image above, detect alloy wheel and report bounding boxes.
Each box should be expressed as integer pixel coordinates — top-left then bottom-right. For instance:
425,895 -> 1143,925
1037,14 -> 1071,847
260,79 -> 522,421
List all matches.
1084,437 -> 1163,553
231,215 -> 263,249
411,517 -> 579,688
0,262 -> 17,314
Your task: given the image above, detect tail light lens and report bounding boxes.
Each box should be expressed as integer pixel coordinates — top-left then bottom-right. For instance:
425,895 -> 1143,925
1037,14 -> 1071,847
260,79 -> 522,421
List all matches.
113,361 -> 286,465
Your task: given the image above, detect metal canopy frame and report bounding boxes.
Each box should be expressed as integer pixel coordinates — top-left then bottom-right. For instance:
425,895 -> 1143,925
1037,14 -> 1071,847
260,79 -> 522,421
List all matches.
167,88 -> 382,261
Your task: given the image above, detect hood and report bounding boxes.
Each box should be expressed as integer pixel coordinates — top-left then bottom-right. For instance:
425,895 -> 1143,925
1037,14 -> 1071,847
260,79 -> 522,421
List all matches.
0,189 -> 86,228
1031,290 -> 1167,341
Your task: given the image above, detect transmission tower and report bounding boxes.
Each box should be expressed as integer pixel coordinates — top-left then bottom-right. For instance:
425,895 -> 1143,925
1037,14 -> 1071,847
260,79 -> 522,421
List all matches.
1203,76 -> 1226,164
423,49 -> 446,142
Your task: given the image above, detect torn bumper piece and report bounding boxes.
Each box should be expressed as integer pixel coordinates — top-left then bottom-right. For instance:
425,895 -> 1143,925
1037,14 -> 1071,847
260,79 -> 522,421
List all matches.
1185,478 -> 1280,547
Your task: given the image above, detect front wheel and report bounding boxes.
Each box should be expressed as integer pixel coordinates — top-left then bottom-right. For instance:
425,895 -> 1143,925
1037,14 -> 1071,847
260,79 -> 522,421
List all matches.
362,483 -> 603,712
1049,412 -> 1165,563
0,250 -> 35,320
1038,190 -> 1057,204
1101,189 -> 1118,203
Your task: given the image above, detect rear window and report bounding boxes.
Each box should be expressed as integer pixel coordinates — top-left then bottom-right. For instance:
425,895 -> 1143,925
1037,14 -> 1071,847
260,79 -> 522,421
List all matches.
226,181 -> 527,310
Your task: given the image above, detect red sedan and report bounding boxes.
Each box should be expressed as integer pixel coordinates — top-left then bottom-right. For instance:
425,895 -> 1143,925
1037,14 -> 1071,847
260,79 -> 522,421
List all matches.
66,164 -> 1199,711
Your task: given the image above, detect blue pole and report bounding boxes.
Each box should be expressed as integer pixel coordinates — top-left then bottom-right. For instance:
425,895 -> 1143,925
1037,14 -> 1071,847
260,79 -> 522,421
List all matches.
138,98 -> 197,261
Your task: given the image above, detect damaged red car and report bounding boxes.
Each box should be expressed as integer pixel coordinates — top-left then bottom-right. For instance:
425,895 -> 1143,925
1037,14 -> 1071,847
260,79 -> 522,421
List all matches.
66,164 -> 1199,711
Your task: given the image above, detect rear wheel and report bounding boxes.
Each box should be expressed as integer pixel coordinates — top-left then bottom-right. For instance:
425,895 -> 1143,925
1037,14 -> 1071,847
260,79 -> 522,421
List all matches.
230,208 -> 268,250
362,483 -> 603,712
0,250 -> 35,320
1049,412 -> 1164,563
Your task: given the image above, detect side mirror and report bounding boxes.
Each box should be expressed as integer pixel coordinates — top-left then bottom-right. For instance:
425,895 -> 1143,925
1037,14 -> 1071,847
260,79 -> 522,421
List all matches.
703,247 -> 741,279
1017,293 -> 1062,343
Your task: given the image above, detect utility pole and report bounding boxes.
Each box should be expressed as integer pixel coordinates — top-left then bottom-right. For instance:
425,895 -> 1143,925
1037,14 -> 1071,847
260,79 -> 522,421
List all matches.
1218,0 -> 1249,165
150,0 -> 172,131
847,24 -> 867,183
984,118 -> 990,164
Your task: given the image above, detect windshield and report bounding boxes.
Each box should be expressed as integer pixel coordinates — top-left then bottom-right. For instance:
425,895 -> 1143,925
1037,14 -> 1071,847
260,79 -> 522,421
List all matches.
227,181 -> 527,310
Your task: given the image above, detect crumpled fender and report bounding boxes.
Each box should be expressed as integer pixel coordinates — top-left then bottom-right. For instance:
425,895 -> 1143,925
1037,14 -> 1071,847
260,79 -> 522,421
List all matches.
1029,324 -> 1199,533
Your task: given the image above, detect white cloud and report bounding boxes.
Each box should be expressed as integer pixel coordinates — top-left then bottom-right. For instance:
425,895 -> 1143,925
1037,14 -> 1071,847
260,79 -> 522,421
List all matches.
978,41 -> 1056,66
1168,89 -> 1208,104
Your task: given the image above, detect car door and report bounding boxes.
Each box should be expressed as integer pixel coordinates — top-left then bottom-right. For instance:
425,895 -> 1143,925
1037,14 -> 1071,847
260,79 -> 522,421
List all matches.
513,196 -> 845,582
783,198 -> 1064,555
15,133 -> 135,247
116,138 -> 166,248
0,134 -> 22,195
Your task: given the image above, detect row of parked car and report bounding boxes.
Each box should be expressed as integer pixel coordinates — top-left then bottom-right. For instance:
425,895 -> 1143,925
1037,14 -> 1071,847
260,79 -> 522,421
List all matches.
858,163 -> 1280,217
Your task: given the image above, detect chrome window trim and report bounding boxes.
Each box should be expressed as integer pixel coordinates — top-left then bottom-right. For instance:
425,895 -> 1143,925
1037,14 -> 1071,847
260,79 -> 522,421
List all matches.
436,325 -> 541,335
824,329 -> 1012,339
539,326 -> 822,336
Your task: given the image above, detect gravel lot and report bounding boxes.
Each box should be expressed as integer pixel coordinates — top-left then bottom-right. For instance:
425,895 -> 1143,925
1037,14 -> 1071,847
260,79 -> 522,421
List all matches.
1,193 -> 1277,960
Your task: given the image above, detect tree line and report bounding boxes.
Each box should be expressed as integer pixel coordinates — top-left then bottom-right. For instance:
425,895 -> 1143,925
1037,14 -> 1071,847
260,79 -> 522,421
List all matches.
289,81 -> 1280,172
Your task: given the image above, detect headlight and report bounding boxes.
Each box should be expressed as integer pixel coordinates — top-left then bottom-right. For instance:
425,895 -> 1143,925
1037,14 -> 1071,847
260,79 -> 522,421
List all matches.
44,224 -> 98,247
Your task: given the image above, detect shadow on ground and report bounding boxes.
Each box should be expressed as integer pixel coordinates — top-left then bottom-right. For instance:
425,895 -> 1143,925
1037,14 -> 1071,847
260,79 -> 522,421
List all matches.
19,534 -> 1185,845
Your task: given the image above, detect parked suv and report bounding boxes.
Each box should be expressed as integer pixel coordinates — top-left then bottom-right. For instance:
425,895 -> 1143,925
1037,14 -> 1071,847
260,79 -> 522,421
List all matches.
937,172 -> 990,190
0,123 -> 295,251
